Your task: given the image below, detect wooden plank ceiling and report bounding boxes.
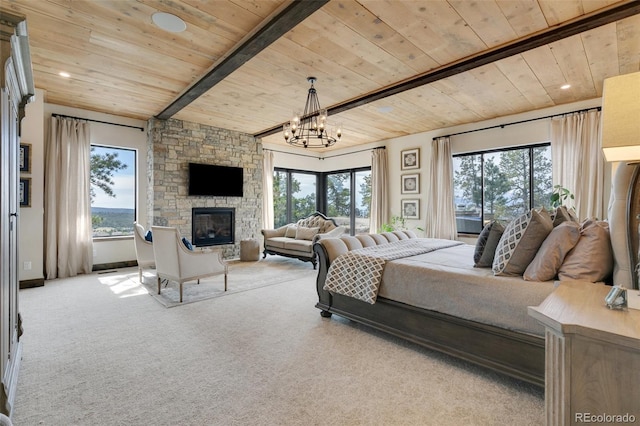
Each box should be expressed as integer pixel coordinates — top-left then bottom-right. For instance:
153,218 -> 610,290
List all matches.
3,0 -> 640,152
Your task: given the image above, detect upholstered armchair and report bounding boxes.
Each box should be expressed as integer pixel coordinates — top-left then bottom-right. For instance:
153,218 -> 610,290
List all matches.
151,226 -> 228,303
133,222 -> 155,282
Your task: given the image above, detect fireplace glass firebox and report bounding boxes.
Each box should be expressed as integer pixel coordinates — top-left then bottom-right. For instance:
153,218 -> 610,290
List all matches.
192,207 -> 235,247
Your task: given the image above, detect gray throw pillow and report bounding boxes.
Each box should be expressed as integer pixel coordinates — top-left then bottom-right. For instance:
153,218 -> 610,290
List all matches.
523,221 -> 580,281
493,208 -> 553,276
473,221 -> 504,268
551,205 -> 578,227
558,219 -> 613,283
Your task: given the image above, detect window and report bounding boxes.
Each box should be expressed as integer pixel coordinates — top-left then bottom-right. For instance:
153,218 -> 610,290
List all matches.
90,145 -> 136,237
324,168 -> 371,234
273,167 -> 371,234
453,144 -> 552,234
273,169 -> 317,228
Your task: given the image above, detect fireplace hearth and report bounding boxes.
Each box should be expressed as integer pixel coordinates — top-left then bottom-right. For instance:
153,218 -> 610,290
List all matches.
192,207 -> 235,247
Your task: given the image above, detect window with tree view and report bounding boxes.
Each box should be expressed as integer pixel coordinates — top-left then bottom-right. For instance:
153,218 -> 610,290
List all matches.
91,145 -> 136,237
272,167 -> 371,234
273,170 -> 317,228
326,169 -> 371,234
453,144 -> 552,234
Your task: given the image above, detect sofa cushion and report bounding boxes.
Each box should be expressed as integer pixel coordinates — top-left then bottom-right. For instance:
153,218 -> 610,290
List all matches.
265,237 -> 289,249
284,225 -> 298,238
284,239 -> 314,252
295,226 -> 319,240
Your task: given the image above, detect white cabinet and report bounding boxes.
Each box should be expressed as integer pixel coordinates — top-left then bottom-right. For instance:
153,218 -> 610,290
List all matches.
0,12 -> 34,417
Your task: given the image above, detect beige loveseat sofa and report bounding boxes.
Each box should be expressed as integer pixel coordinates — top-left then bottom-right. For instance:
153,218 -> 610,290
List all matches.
261,212 -> 346,269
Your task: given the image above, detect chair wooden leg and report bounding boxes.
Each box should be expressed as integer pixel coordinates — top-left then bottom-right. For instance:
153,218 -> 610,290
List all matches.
179,283 -> 183,303
157,276 -> 161,295
224,274 -> 227,291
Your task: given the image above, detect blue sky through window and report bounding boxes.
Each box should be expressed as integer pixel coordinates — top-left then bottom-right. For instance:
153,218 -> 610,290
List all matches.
91,146 -> 136,209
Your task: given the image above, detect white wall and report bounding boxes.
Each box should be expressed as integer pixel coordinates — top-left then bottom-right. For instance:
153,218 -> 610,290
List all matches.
20,99 -> 148,276
266,98 -> 608,238
21,96 -> 610,277
19,89 -> 45,281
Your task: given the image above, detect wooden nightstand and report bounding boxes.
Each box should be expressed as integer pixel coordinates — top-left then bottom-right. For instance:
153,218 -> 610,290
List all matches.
528,281 -> 640,426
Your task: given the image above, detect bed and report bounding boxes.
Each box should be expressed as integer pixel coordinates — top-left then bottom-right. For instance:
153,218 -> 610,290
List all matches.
314,163 -> 639,387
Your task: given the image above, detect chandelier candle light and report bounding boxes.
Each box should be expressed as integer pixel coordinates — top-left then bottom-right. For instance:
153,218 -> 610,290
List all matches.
283,77 -> 342,148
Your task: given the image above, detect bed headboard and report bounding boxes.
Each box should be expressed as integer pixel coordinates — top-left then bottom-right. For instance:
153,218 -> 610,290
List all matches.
608,162 -> 640,290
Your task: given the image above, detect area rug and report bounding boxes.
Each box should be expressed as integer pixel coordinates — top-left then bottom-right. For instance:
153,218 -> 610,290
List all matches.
138,256 -> 317,308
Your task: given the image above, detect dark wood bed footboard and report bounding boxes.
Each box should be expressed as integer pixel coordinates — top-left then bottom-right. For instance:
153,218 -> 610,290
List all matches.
313,242 -> 545,387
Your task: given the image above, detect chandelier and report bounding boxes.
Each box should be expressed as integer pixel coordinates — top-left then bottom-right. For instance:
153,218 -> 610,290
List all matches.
283,77 -> 342,148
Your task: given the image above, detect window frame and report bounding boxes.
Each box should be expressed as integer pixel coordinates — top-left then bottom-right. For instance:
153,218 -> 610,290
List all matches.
273,166 -> 372,234
453,142 -> 551,236
90,144 -> 137,239
320,167 -> 371,235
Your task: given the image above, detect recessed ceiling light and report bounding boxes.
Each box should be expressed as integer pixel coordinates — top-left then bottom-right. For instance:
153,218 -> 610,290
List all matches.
59,72 -> 70,78
152,12 -> 186,33
561,84 -> 571,90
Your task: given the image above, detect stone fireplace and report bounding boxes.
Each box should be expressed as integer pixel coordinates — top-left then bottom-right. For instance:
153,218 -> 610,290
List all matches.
192,207 -> 235,247
147,118 -> 263,259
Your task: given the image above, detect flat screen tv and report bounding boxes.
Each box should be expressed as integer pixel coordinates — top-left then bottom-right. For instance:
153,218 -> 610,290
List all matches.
188,163 -> 243,197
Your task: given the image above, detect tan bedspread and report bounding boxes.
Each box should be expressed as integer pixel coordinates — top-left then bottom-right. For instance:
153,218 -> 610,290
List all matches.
379,244 -> 557,336
323,239 -> 463,304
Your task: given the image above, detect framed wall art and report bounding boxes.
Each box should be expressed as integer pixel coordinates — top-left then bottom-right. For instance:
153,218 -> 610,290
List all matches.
20,177 -> 31,207
20,143 -> 31,173
401,173 -> 419,194
401,148 -> 419,170
401,199 -> 420,219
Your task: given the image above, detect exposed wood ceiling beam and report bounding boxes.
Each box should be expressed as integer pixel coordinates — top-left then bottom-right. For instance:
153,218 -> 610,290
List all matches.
155,0 -> 329,120
255,0 -> 640,139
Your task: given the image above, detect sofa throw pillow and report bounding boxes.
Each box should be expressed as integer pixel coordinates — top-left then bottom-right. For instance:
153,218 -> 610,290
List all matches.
295,226 -> 319,241
285,225 -> 298,238
492,208 -> 553,276
144,230 -> 153,242
523,221 -> 580,281
473,221 -> 505,267
558,219 -> 613,283
182,237 -> 194,251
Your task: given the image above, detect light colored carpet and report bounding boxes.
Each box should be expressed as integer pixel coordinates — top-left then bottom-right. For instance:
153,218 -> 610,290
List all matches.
140,256 -> 315,308
12,256 -> 543,425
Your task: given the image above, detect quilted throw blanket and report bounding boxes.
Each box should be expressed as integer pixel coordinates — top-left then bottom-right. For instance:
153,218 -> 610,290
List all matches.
323,239 -> 463,304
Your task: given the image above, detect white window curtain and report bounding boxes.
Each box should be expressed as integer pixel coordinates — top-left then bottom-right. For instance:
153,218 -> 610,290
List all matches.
369,147 -> 388,233
426,137 -> 457,239
262,150 -> 274,230
551,110 -> 604,220
44,116 -> 93,279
